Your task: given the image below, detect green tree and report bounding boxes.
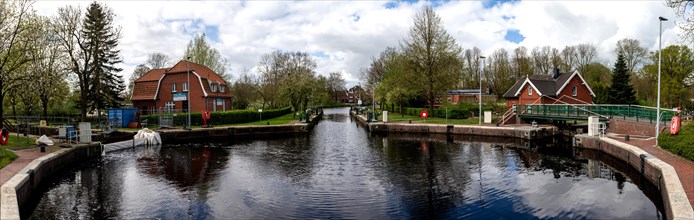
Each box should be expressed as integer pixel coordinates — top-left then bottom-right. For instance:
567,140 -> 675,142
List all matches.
83,1 -> 125,119
183,33 -> 230,82
402,5 -> 462,112
608,53 -> 637,104
231,69 -> 258,110
582,62 -> 611,104
325,72 -> 346,102
642,45 -> 694,108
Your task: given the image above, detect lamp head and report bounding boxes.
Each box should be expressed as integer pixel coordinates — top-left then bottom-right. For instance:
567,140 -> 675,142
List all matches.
479,56 -> 486,59
659,16 -> 668,21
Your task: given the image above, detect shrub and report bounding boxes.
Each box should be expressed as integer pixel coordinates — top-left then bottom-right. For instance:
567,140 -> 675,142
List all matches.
658,122 -> 694,162
142,107 -> 292,126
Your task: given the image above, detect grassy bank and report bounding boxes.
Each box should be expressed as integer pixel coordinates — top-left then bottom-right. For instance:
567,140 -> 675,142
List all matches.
658,122 -> 694,161
121,113 -> 299,131
380,112 -> 499,125
0,135 -> 33,169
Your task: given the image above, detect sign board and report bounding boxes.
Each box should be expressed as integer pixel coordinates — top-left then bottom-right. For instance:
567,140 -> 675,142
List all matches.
484,111 -> 492,124
217,98 -> 223,105
258,109 -> 263,113
358,99 -> 362,105
173,92 -> 187,101
420,110 -> 429,119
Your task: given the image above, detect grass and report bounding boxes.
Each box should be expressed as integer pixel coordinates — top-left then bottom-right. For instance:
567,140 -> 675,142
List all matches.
382,112 -> 499,125
0,135 -> 31,169
658,121 -> 694,161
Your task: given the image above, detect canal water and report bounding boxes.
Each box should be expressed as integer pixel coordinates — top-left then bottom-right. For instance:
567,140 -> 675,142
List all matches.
26,108 -> 663,219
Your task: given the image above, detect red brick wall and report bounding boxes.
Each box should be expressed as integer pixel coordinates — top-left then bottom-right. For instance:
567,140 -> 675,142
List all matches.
555,75 -> 593,104
152,72 -> 231,113
607,119 -> 668,137
518,84 -> 542,105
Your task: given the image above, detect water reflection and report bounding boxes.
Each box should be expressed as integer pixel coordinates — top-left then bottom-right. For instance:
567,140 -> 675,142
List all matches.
27,108 -> 662,219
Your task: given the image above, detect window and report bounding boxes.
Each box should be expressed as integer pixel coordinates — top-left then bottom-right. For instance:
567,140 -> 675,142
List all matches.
182,82 -> 188,92
528,87 -> 532,96
572,85 -> 577,96
165,101 -> 175,113
211,83 -> 217,92
171,83 -> 177,92
220,85 -> 225,93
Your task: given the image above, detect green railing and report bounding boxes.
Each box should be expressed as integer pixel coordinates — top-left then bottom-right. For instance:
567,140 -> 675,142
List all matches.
516,104 -> 679,123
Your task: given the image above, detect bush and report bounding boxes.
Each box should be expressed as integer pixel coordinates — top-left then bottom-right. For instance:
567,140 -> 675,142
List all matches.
658,122 -> 694,161
403,106 -> 470,119
142,107 -> 292,126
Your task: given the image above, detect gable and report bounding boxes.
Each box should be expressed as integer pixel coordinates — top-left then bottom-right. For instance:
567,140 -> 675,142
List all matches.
514,78 -> 544,96
555,70 -> 595,97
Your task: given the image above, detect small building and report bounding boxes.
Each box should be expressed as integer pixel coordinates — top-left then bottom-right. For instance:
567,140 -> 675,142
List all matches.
502,70 -> 594,108
447,89 -> 497,105
130,60 -> 233,114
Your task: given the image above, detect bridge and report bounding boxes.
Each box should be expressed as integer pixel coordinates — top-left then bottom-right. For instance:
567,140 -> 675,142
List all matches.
499,104 -> 682,126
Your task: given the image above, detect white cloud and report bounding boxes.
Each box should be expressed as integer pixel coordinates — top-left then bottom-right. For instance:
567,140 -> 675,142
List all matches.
33,1 -> 684,89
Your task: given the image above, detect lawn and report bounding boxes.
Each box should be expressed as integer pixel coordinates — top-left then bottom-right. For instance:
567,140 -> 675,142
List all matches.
658,121 -> 694,161
0,148 -> 17,169
382,112 -> 499,125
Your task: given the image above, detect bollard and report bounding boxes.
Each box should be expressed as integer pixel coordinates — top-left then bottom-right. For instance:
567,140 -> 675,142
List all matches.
409,120 -> 412,124
40,144 -> 46,152
624,135 -> 630,141
639,154 -> 646,174
267,122 -> 270,125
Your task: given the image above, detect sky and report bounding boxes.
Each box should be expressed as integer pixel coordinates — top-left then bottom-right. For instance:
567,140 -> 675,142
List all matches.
33,0 -> 685,88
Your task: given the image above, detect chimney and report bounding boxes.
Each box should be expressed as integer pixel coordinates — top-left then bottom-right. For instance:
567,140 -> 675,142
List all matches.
553,68 -> 560,80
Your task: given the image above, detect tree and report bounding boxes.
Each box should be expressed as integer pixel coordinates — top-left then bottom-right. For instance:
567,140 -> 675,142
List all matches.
257,51 -> 288,108
147,52 -> 170,69
401,5 -> 462,112
642,45 -> 694,108
0,0 -> 41,122
615,38 -> 647,74
531,46 -> 551,74
666,0 -> 694,43
487,48 -> 515,97
83,1 -> 125,119
361,47 -> 397,91
560,45 -> 576,72
462,47 -> 483,88
511,46 -> 533,79
582,62 -> 611,104
608,53 -> 637,104
573,43 -> 597,74
325,72 -> 346,102
231,70 -> 258,110
183,33 -> 231,82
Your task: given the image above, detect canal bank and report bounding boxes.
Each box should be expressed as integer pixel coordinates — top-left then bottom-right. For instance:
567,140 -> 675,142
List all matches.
350,110 -> 556,140
574,135 -> 694,220
0,143 -> 102,220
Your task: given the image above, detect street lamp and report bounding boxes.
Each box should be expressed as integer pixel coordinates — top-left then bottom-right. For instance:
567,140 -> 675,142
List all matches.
479,56 -> 486,125
186,57 -> 192,130
656,16 -> 668,145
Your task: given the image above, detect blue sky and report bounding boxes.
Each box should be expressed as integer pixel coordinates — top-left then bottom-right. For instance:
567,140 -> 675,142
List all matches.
34,1 -> 682,87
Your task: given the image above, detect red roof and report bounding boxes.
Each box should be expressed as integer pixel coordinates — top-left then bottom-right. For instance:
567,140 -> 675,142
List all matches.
135,68 -> 166,82
130,60 -> 232,101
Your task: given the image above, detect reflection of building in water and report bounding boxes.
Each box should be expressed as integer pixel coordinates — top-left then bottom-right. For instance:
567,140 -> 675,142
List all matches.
586,160 -> 617,180
136,147 -> 229,191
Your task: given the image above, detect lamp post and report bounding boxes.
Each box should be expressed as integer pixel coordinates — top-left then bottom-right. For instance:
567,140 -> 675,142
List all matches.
479,56 -> 486,125
186,57 -> 191,130
656,16 -> 667,145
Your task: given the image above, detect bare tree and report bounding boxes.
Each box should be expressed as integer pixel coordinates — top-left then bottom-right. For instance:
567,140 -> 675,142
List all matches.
550,47 -> 562,71
487,48 -> 515,97
463,47 -> 482,88
573,43 -> 597,73
326,72 -> 346,102
401,5 -> 462,112
531,46 -> 552,74
511,46 -> 533,79
666,0 -> 694,43
126,64 -> 151,99
615,38 -> 648,73
147,52 -> 170,69
561,45 -> 576,72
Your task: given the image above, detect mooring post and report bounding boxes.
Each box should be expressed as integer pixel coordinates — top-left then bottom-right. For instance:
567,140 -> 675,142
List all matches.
639,154 -> 646,174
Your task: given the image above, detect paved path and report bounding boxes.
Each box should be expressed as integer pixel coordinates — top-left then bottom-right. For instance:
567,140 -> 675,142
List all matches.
0,146 -> 62,186
610,137 -> 694,209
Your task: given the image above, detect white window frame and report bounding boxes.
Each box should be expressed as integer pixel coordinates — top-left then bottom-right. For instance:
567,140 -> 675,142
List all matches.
165,101 -> 175,113
182,82 -> 188,92
171,83 -> 177,92
528,87 -> 532,96
210,83 -> 217,92
572,85 -> 577,96
220,85 -> 225,93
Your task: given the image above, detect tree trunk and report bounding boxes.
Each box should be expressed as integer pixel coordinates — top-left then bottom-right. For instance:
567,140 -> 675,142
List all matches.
41,97 -> 49,118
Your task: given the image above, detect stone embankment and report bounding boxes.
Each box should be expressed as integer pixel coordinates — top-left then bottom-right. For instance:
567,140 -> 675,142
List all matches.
574,135 -> 694,220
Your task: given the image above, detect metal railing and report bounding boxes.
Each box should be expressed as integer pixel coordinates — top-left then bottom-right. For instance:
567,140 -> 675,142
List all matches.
516,104 -> 679,123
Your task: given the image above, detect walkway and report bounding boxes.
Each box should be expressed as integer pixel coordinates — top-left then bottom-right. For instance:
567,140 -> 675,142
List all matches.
609,137 -> 694,209
0,146 -> 63,186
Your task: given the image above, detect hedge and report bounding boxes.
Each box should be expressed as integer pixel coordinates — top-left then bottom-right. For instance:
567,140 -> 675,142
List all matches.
400,103 -> 495,119
141,107 -> 292,126
658,122 -> 694,161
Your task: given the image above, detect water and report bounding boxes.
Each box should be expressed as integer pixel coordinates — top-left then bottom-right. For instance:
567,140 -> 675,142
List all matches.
27,108 -> 663,219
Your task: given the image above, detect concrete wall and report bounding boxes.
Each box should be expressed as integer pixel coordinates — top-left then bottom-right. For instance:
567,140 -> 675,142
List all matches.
575,135 -> 694,220
1,143 -> 102,220
350,111 -> 553,140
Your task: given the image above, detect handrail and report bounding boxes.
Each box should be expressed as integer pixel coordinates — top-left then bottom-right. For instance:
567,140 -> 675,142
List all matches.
498,107 -> 516,125
539,96 -> 610,119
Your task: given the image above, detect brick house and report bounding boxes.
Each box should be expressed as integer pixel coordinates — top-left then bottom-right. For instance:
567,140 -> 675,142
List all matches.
130,60 -> 233,114
502,69 -> 594,108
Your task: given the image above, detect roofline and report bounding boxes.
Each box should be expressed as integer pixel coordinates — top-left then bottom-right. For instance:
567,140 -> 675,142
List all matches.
555,70 -> 596,97
514,78 -> 544,96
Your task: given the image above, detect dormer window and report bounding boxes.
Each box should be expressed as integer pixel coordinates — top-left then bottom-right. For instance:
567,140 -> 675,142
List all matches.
220,85 -> 225,93
211,83 -> 217,92
171,83 -> 177,92
528,87 -> 532,96
572,85 -> 577,96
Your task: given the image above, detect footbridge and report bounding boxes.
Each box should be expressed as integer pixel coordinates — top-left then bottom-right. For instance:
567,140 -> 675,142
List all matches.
499,104 -> 682,125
